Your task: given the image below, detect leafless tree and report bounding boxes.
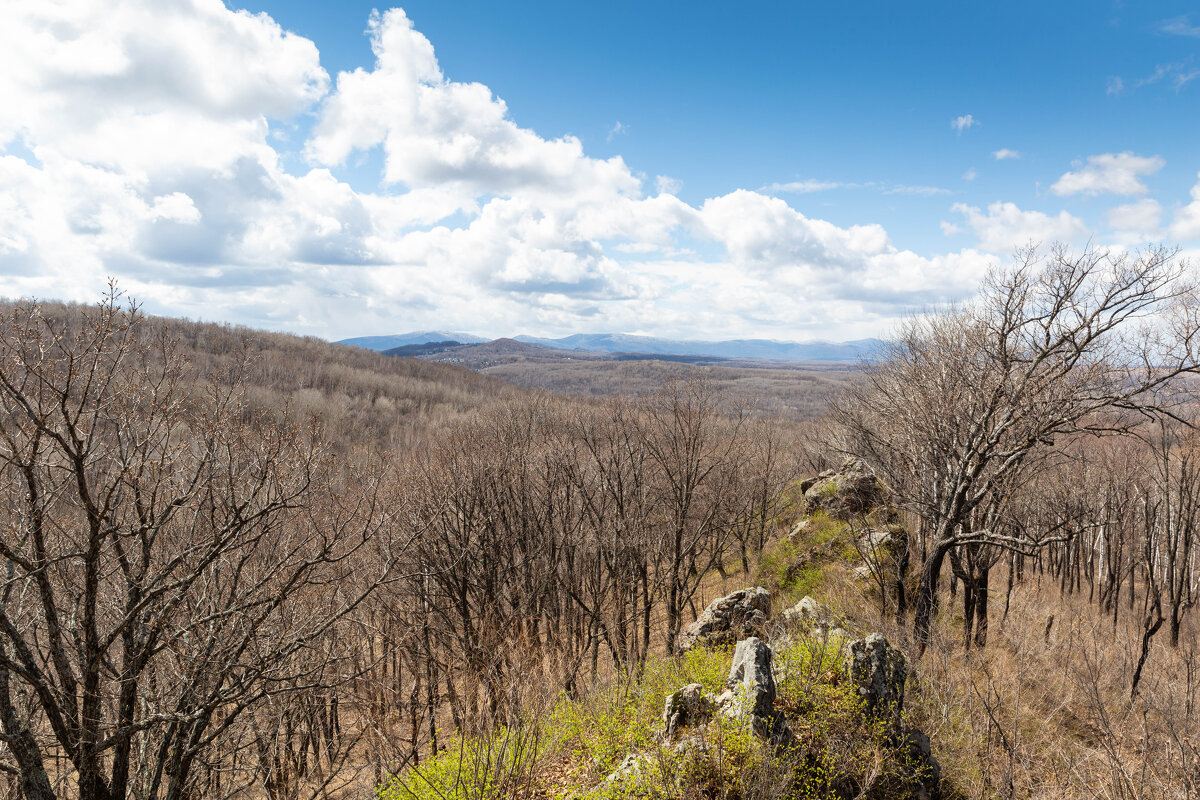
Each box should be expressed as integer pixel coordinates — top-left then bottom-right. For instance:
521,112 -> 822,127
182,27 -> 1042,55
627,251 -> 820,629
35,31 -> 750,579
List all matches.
836,244 -> 1200,648
0,292 -> 398,800
638,378 -> 749,654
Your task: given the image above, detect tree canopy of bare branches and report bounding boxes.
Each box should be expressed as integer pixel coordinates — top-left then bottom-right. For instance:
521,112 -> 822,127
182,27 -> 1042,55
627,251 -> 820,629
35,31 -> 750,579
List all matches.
835,244 -> 1200,647
0,293 -> 399,800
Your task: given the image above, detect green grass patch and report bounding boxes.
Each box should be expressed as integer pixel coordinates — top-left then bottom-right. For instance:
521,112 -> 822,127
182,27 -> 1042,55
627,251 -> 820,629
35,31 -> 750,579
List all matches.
753,512 -> 859,601
547,647 -> 730,775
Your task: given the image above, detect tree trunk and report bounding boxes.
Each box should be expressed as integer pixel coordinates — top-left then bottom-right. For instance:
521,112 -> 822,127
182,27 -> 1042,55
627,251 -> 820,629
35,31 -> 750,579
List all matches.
0,663 -> 55,800
1132,591 -> 1164,699
914,541 -> 951,651
973,565 -> 990,648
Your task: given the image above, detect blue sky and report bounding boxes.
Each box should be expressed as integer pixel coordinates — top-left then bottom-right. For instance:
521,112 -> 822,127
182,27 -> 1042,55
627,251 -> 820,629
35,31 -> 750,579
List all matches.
251,0 -> 1200,246
1,1 -> 1199,341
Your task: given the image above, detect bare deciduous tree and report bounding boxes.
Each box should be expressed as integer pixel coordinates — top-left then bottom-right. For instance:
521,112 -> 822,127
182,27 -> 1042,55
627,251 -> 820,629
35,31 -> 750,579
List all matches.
837,245 -> 1200,648
0,293 -> 397,800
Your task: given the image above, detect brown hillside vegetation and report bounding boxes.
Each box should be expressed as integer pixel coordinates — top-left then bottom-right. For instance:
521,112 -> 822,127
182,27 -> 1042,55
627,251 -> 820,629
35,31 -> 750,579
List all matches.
1,245 -> 1199,800
389,337 -> 857,421
481,358 -> 855,421
10,297 -> 515,451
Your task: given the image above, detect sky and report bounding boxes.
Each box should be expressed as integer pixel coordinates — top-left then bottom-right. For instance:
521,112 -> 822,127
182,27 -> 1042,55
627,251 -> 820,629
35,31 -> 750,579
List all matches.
1,1 -> 1199,343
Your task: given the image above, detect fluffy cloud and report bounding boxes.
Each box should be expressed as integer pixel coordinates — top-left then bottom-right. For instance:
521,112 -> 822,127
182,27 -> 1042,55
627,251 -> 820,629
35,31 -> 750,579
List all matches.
1050,152 -> 1165,196
950,202 -> 1089,253
306,9 -> 637,203
0,1 -> 1065,341
1169,174 -> 1200,242
951,114 -> 977,133
993,149 -> 1021,160
1106,198 -> 1163,241
0,0 -> 327,173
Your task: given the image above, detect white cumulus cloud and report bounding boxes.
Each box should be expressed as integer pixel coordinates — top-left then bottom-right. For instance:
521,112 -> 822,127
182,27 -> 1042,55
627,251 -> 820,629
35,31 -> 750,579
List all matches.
1050,152 -> 1165,197
951,202 -> 1089,254
1170,173 -> 1200,242
306,9 -> 637,202
0,1 -> 1039,341
951,114 -> 977,133
1106,198 -> 1163,239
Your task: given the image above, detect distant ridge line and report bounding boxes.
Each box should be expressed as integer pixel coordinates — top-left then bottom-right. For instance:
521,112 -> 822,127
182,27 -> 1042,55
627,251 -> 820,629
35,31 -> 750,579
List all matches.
338,331 -> 882,362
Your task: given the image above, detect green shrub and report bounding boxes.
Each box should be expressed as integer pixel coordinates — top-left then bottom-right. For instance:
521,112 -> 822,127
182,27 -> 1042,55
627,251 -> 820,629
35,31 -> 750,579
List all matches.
753,512 -> 859,602
580,697 -> 781,800
547,647 -> 729,777
816,478 -> 841,499
379,619 -> 930,800
377,720 -> 544,800
773,634 -> 922,799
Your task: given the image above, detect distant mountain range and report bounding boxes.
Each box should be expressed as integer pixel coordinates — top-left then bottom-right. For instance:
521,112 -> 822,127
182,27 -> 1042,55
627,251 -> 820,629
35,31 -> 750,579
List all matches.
512,333 -> 882,361
338,331 -> 488,351
339,331 -> 883,361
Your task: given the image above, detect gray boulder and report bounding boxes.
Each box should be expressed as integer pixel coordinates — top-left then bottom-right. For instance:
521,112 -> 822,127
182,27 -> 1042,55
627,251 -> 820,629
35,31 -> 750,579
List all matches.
722,637 -> 791,744
786,517 -> 811,542
845,633 -> 907,724
727,637 -> 777,720
860,527 -> 903,554
802,458 -> 887,520
781,595 -> 831,627
676,587 -> 771,653
781,596 -> 854,643
662,683 -> 713,738
903,727 -> 943,800
604,752 -> 644,784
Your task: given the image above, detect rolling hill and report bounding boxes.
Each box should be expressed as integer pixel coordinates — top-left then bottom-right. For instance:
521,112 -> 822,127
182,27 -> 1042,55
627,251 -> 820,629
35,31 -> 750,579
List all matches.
340,330 -> 883,361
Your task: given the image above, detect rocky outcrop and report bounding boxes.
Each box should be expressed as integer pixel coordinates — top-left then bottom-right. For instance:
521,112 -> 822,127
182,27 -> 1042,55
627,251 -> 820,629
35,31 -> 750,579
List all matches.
781,596 -> 855,643
844,633 -> 941,799
903,728 -> 942,800
782,595 -> 832,628
676,587 -> 771,653
721,637 -> 791,744
726,638 -> 777,718
801,458 -> 888,520
845,633 -> 907,724
662,683 -> 713,737
661,637 -> 790,747
624,626 -> 940,799
860,527 -> 903,556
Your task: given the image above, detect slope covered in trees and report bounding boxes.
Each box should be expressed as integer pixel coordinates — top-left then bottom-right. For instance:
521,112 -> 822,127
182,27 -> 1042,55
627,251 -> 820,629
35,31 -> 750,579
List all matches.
0,244 -> 1198,800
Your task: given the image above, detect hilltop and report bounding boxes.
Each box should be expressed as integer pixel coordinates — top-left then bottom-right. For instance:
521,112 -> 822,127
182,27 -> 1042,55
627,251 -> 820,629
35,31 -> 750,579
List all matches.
341,330 -> 884,362
361,336 -> 859,421
9,300 -> 515,452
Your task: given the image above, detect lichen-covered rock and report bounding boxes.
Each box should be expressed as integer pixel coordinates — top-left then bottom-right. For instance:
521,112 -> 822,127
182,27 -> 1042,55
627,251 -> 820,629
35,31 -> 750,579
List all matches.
781,595 -> 831,627
662,683 -> 713,737
802,458 -> 888,520
860,527 -> 903,555
676,587 -> 771,653
727,638 -> 777,719
845,633 -> 907,724
781,596 -> 855,644
786,517 -> 811,542
605,752 -> 644,783
903,727 -> 943,800
722,637 -> 792,744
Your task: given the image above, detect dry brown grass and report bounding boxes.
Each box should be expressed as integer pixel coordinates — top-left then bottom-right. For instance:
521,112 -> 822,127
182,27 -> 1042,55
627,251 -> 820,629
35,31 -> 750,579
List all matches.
480,359 -> 855,422
826,565 -> 1200,799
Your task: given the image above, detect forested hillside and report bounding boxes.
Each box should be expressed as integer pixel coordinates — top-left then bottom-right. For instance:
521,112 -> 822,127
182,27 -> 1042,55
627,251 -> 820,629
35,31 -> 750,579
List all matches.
1,246 -> 1199,800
